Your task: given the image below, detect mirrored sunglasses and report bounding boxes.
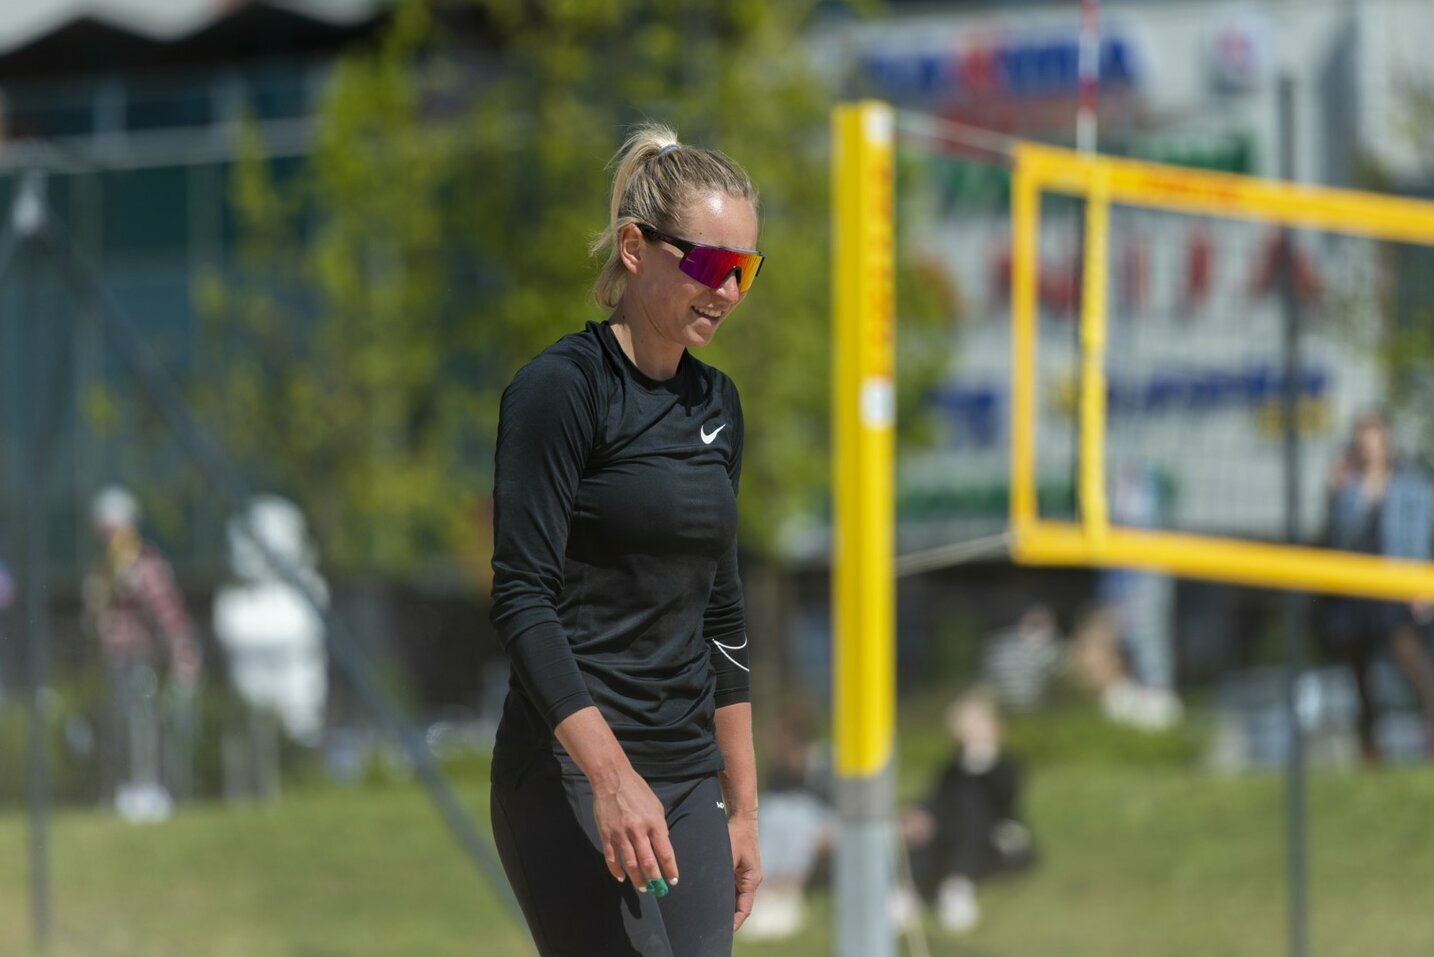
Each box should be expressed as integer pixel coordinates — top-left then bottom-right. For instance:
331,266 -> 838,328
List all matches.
637,223 -> 765,294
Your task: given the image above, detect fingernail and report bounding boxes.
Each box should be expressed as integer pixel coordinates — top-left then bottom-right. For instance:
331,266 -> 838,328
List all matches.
670,877 -> 680,886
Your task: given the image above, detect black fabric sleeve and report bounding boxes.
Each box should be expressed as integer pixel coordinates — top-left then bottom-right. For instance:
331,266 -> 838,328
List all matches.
706,388 -> 750,707
489,356 -> 600,729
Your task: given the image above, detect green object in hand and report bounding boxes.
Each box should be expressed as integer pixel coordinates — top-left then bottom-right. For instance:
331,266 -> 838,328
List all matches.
645,878 -> 669,898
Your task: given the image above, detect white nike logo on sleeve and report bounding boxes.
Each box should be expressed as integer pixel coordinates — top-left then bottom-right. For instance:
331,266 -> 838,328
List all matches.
700,423 -> 726,444
713,635 -> 750,672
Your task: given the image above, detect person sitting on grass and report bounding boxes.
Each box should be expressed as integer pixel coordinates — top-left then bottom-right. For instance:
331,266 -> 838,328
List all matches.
898,688 -> 1036,933
740,696 -> 835,941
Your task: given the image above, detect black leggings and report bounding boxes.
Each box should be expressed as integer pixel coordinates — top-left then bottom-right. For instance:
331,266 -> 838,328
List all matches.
491,756 -> 734,957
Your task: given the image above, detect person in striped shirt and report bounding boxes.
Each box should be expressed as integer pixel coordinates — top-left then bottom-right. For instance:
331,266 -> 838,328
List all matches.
85,485 -> 201,821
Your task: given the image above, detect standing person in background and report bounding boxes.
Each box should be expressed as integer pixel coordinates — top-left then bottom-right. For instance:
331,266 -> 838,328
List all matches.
1324,412 -> 1434,763
488,123 -> 763,956
213,495 -> 330,801
1093,463 -> 1182,730
84,486 -> 202,821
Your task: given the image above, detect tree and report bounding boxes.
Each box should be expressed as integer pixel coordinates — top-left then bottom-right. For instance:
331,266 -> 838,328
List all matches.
201,0 -> 948,582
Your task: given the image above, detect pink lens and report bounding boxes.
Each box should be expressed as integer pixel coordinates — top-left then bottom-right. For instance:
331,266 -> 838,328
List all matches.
679,244 -> 764,293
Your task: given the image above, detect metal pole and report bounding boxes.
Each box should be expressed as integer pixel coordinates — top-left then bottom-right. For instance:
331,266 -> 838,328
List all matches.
16,170 -> 53,952
1076,0 -> 1100,154
1074,0 -> 1101,520
1277,74 -> 1310,957
832,101 -> 897,957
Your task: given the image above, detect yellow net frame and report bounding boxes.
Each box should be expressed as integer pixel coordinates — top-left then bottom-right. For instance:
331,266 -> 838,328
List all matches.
1008,142 -> 1434,601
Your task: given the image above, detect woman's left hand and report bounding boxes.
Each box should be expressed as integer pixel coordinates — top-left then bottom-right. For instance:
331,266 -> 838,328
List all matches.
728,811 -> 762,933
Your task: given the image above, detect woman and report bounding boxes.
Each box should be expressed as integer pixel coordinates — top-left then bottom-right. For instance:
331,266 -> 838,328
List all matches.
1325,412 -> 1434,763
488,124 -> 763,956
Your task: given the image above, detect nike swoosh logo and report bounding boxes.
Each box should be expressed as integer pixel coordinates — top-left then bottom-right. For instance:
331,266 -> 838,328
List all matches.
700,423 -> 726,445
713,635 -> 750,673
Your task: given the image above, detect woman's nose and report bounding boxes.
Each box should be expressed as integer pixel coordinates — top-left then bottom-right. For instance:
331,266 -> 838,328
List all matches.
715,270 -> 743,301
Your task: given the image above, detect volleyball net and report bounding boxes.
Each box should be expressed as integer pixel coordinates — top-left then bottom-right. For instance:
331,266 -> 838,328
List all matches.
889,117 -> 1434,601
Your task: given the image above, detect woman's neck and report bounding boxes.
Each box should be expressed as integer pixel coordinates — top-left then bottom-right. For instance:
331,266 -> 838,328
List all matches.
609,308 -> 683,381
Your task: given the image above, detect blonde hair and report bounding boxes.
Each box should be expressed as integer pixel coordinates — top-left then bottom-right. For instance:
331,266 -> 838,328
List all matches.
590,122 -> 759,308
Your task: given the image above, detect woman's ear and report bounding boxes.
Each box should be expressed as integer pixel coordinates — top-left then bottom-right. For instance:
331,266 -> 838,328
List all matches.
618,222 -> 644,277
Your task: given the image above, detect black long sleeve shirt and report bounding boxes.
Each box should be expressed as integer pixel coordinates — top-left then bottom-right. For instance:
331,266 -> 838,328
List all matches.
489,320 -> 750,778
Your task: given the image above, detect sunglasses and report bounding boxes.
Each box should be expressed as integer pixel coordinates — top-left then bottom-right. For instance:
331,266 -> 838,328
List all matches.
636,223 -> 765,294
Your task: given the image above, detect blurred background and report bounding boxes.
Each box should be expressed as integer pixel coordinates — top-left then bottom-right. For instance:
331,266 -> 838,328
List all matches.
2,0 -> 1434,955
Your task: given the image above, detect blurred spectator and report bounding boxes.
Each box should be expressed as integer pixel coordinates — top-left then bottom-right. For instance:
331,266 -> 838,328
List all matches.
1069,604 -> 1182,731
1084,463 -> 1182,730
213,496 -> 330,800
982,604 -> 1063,712
83,485 -> 202,822
1322,412 -> 1434,763
740,696 -> 835,942
1068,604 -> 1126,696
897,688 -> 1035,934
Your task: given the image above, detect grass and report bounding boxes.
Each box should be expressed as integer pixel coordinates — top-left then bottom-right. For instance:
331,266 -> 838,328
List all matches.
0,776 -> 531,957
2,715 -> 1433,957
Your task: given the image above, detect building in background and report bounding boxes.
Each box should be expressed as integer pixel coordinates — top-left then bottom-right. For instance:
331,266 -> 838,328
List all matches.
4,0 -> 1434,721
0,0 -> 509,723
807,0 -> 1434,558
785,0 -> 1434,716
8,0 -> 1434,581
0,0 -> 390,585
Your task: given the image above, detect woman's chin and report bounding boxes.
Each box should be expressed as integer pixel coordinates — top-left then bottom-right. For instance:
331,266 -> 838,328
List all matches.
687,314 -> 721,345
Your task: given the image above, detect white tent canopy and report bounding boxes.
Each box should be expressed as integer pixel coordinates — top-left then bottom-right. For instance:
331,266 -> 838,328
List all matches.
0,0 -> 386,56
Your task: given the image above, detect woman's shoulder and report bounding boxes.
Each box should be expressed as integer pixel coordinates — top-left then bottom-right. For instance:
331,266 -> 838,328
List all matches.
500,328 -> 613,432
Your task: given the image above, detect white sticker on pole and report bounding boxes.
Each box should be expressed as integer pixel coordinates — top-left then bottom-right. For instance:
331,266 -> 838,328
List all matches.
863,104 -> 893,147
860,377 -> 894,429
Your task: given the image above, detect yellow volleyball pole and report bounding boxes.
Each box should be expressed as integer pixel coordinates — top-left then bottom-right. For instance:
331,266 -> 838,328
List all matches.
1008,152 -> 1041,538
831,99 -> 896,957
1078,173 -> 1111,548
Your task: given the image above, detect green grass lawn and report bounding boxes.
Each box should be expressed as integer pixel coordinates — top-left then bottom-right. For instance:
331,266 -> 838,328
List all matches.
3,735 -> 1434,956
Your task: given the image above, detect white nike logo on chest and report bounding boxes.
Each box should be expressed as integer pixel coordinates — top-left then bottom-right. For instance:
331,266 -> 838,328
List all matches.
700,423 -> 726,445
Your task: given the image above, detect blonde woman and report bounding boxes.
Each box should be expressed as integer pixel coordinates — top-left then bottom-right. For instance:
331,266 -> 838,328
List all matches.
488,124 -> 764,956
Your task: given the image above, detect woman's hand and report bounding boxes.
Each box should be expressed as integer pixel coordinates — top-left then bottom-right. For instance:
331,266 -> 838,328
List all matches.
554,706 -> 678,890
591,765 -> 680,889
728,810 -> 762,932
713,702 -> 761,931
